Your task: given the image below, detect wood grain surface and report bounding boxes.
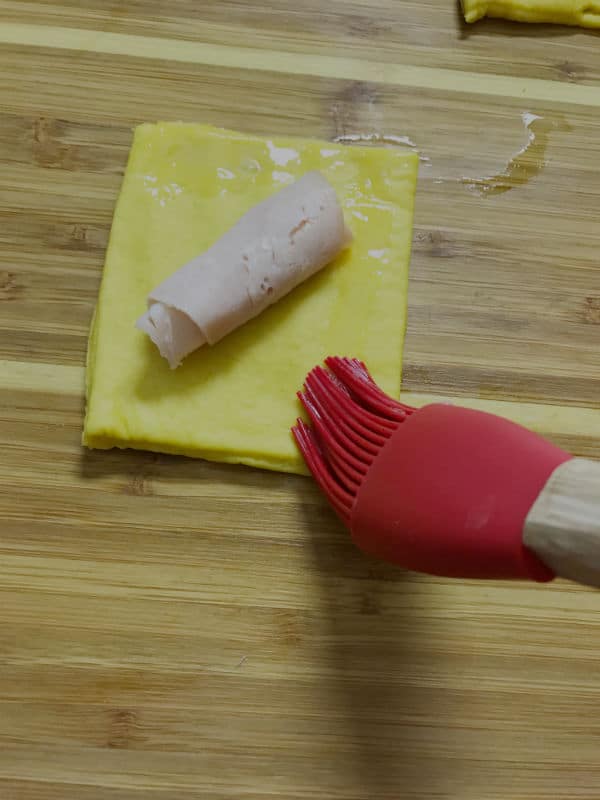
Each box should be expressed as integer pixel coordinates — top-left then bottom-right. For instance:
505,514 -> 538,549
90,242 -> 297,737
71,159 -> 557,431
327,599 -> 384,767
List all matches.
2,2 -> 600,798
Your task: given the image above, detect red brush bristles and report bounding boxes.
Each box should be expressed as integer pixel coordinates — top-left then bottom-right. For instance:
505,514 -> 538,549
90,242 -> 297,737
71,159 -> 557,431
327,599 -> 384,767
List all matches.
292,357 -> 415,521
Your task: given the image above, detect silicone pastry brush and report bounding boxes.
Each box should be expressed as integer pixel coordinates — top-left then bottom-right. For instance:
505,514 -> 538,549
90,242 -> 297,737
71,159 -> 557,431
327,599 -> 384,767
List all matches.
293,357 -> 600,588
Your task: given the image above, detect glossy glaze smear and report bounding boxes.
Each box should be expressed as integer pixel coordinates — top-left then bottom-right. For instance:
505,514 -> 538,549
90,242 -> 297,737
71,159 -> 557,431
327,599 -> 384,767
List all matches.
333,132 -> 431,164
462,112 -> 571,197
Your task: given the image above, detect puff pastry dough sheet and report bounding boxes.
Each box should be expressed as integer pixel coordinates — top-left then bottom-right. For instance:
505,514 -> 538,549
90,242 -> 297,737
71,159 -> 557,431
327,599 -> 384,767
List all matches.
462,0 -> 600,26
83,123 -> 418,474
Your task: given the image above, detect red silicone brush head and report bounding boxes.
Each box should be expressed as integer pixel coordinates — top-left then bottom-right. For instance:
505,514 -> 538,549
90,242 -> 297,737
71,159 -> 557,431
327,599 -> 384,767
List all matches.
293,358 -> 572,582
293,358 -> 415,523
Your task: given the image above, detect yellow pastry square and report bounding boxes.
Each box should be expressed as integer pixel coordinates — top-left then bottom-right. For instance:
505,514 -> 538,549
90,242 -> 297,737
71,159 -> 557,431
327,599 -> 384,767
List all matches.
462,0 -> 600,27
83,123 -> 418,474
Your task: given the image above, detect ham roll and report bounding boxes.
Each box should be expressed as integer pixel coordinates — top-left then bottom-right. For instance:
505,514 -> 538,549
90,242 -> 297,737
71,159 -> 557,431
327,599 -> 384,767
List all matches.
136,171 -> 352,368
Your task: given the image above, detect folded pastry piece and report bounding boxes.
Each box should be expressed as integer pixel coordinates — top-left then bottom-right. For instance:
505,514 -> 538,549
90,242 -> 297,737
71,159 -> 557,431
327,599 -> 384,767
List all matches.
136,172 -> 352,368
83,123 -> 418,473
462,0 -> 600,27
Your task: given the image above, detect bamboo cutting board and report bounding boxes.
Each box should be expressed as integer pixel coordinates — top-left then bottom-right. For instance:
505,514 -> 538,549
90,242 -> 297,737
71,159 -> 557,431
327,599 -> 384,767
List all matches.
2,2 -> 600,798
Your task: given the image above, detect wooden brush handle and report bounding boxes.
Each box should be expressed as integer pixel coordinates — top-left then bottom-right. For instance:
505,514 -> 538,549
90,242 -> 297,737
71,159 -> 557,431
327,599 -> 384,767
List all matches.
523,459 -> 600,588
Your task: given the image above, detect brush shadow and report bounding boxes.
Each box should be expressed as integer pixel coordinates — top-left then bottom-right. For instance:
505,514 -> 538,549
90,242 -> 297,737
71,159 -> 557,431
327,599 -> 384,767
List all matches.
296,488 -> 441,797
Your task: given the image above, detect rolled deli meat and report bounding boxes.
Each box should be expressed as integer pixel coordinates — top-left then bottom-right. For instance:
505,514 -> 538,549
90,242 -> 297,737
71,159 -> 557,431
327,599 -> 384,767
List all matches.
136,171 -> 352,368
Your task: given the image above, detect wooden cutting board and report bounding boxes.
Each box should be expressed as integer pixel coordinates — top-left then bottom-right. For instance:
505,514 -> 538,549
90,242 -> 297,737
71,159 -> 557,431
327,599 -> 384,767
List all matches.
2,3 -> 600,798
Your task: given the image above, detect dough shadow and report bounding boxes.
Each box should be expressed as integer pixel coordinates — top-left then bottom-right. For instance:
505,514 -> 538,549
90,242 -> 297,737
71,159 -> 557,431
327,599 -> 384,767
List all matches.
295,489 -> 442,796
78,440 -> 299,495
